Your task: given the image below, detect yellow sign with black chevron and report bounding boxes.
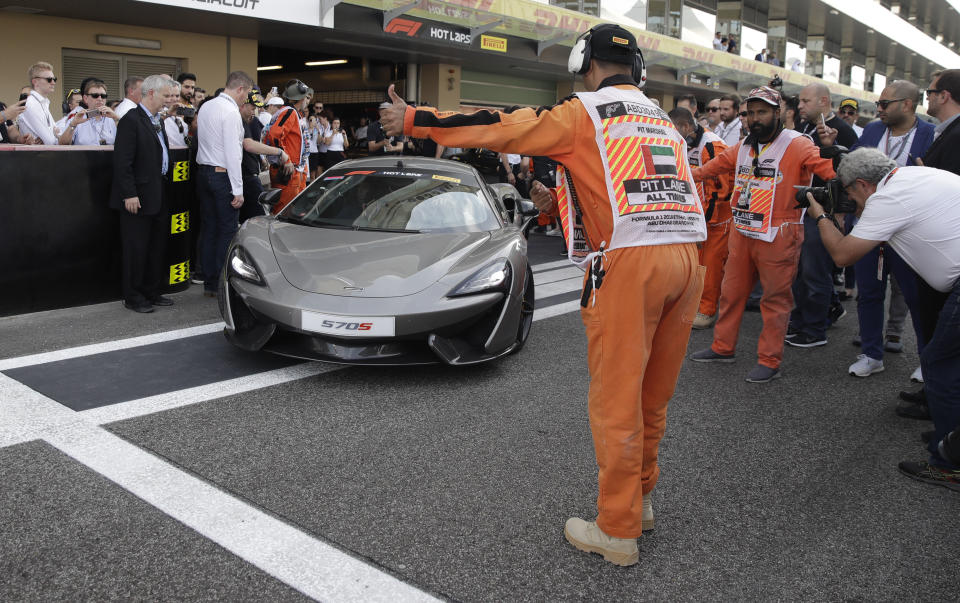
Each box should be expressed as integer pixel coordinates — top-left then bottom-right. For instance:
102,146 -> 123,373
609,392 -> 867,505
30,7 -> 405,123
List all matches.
169,261 -> 190,285
170,211 -> 190,234
173,160 -> 190,182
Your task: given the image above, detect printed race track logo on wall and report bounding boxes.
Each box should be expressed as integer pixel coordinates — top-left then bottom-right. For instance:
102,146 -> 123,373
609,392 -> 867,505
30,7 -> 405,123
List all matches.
169,261 -> 190,285
385,18 -> 422,36
173,161 -> 191,182
170,211 -> 190,234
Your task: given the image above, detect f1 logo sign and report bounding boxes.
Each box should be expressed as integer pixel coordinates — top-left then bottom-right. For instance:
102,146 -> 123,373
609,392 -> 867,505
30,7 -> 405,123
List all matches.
385,18 -> 422,36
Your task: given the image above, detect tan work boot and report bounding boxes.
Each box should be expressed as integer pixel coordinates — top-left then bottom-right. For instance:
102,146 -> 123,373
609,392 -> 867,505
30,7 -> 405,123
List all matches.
564,518 -> 639,566
642,493 -> 654,531
692,312 -> 716,329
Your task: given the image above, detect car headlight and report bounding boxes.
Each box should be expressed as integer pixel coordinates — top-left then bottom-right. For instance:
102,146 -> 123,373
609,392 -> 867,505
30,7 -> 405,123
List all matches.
448,260 -> 511,297
229,246 -> 264,285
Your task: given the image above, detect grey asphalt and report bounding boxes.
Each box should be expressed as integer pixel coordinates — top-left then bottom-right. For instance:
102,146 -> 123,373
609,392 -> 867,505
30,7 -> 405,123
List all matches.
2,233 -> 958,600
0,440 -> 309,602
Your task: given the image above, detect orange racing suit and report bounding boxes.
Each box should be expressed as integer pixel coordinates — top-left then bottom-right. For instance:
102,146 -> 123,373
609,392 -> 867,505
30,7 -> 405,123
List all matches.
692,129 -> 834,369
687,129 -> 733,317
265,105 -> 307,213
403,75 -> 706,538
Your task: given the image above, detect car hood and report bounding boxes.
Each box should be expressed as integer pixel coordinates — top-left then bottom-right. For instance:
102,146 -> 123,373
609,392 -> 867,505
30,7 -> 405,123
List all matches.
269,222 -> 490,297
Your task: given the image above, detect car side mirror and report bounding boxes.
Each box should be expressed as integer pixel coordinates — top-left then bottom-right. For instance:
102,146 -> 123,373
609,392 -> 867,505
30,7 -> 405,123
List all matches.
518,199 -> 539,217
258,188 -> 282,207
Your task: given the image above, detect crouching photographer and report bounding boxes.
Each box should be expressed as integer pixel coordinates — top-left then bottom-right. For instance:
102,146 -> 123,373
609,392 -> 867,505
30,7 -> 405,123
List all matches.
808,147 -> 960,491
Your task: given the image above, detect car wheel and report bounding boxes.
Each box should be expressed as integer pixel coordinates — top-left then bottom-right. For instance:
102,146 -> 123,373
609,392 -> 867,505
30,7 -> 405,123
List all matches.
511,264 -> 535,353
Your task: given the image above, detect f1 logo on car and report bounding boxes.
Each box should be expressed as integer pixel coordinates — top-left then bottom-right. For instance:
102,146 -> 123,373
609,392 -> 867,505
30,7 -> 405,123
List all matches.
385,18 -> 422,36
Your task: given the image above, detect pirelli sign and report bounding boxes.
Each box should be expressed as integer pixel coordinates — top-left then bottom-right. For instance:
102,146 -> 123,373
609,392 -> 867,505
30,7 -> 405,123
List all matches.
480,35 -> 507,52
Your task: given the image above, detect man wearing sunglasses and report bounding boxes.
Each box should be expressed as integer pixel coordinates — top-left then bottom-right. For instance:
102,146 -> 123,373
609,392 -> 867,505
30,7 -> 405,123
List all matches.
820,82 -> 933,381
923,69 -> 960,175
838,99 -> 863,136
59,79 -> 119,146
705,98 -> 722,129
19,61 -> 59,145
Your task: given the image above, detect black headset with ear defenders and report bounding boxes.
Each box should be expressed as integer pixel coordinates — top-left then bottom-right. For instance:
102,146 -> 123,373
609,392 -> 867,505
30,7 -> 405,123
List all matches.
567,24 -> 646,87
62,88 -> 81,114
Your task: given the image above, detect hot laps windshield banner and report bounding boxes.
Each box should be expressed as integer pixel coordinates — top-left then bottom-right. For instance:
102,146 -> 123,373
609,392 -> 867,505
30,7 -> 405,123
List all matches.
133,0 -> 322,26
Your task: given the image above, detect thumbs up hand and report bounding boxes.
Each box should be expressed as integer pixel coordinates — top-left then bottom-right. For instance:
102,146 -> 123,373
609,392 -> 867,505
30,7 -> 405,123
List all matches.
380,84 -> 408,137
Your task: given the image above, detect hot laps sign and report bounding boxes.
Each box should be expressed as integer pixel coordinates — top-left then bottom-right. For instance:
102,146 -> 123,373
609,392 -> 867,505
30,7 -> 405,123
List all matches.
385,17 -> 473,46
133,0 -> 322,26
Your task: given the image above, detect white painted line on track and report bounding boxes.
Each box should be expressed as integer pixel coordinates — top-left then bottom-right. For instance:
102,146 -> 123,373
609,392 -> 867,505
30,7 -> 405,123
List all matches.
45,425 -> 438,603
532,259 -> 573,273
0,373 -> 438,602
0,322 -> 225,372
83,363 -> 343,425
533,300 -> 581,322
536,278 -> 585,299
534,267 -> 584,286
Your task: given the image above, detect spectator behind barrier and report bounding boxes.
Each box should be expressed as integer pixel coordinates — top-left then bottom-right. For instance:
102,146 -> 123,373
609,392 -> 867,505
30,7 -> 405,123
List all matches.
162,79 -> 190,147
115,76 -> 144,119
176,72 -> 197,124
59,78 -> 119,146
19,61 -> 59,145
714,94 -> 741,146
0,99 -> 30,144
54,88 -> 83,135
810,148 -> 960,491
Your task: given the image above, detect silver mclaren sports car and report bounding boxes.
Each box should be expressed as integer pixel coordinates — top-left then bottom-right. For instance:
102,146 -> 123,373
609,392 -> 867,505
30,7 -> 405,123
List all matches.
218,156 -> 538,365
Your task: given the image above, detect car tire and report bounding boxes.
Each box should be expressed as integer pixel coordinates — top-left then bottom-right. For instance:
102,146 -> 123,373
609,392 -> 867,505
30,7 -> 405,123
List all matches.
511,264 -> 535,353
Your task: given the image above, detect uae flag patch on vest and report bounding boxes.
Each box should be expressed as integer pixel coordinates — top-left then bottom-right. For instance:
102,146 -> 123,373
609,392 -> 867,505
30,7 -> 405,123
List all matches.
641,145 -> 678,176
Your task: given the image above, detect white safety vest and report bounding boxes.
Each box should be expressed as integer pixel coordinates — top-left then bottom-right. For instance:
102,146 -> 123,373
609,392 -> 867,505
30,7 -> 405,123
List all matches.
730,129 -> 805,242
557,87 -> 706,270
688,129 -> 724,201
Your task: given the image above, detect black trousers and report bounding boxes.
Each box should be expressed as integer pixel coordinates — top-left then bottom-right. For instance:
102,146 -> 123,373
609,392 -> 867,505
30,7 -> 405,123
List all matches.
120,208 -> 168,305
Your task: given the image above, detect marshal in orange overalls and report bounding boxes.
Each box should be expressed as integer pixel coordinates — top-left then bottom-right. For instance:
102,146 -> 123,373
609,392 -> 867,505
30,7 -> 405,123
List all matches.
402,76 -> 706,538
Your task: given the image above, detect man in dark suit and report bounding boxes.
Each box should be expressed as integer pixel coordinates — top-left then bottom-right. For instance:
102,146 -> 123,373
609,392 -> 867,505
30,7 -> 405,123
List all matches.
110,75 -> 175,313
895,69 -> 960,422
923,69 -> 960,174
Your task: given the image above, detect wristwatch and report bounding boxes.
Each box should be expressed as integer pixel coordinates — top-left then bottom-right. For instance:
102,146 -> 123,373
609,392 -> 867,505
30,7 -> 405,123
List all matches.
815,213 -> 830,223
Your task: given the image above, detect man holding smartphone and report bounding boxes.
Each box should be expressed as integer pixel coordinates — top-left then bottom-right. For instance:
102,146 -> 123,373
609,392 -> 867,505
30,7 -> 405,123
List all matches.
19,61 -> 59,145
59,79 -> 119,145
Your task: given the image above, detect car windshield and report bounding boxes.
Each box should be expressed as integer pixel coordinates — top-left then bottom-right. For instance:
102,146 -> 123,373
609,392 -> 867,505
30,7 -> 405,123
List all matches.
278,168 -> 500,233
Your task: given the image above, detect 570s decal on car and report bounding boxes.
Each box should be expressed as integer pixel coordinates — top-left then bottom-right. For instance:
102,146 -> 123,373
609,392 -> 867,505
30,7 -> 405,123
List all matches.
302,311 -> 396,337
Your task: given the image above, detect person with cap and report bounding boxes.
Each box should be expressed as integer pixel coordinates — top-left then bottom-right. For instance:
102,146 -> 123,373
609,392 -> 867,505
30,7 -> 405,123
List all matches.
368,101 -> 406,155
839,99 -> 863,137
195,70 -> 254,297
239,88 -> 288,222
668,106 -> 733,330
263,79 -> 309,213
689,86 -> 835,383
380,23 -> 706,566
259,95 -> 283,127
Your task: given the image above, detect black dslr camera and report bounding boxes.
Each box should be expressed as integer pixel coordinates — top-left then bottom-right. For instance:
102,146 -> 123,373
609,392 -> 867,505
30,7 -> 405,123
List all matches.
794,145 -> 857,214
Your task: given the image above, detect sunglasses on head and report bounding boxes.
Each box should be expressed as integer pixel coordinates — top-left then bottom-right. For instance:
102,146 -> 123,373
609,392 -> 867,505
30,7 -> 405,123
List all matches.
876,98 -> 906,109
86,93 -> 108,99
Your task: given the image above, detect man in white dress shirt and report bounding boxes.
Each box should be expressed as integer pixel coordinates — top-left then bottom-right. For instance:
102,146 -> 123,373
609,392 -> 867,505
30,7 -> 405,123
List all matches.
18,61 -> 59,145
114,76 -> 144,120
713,93 -> 742,146
195,71 -> 254,297
59,79 -> 119,145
